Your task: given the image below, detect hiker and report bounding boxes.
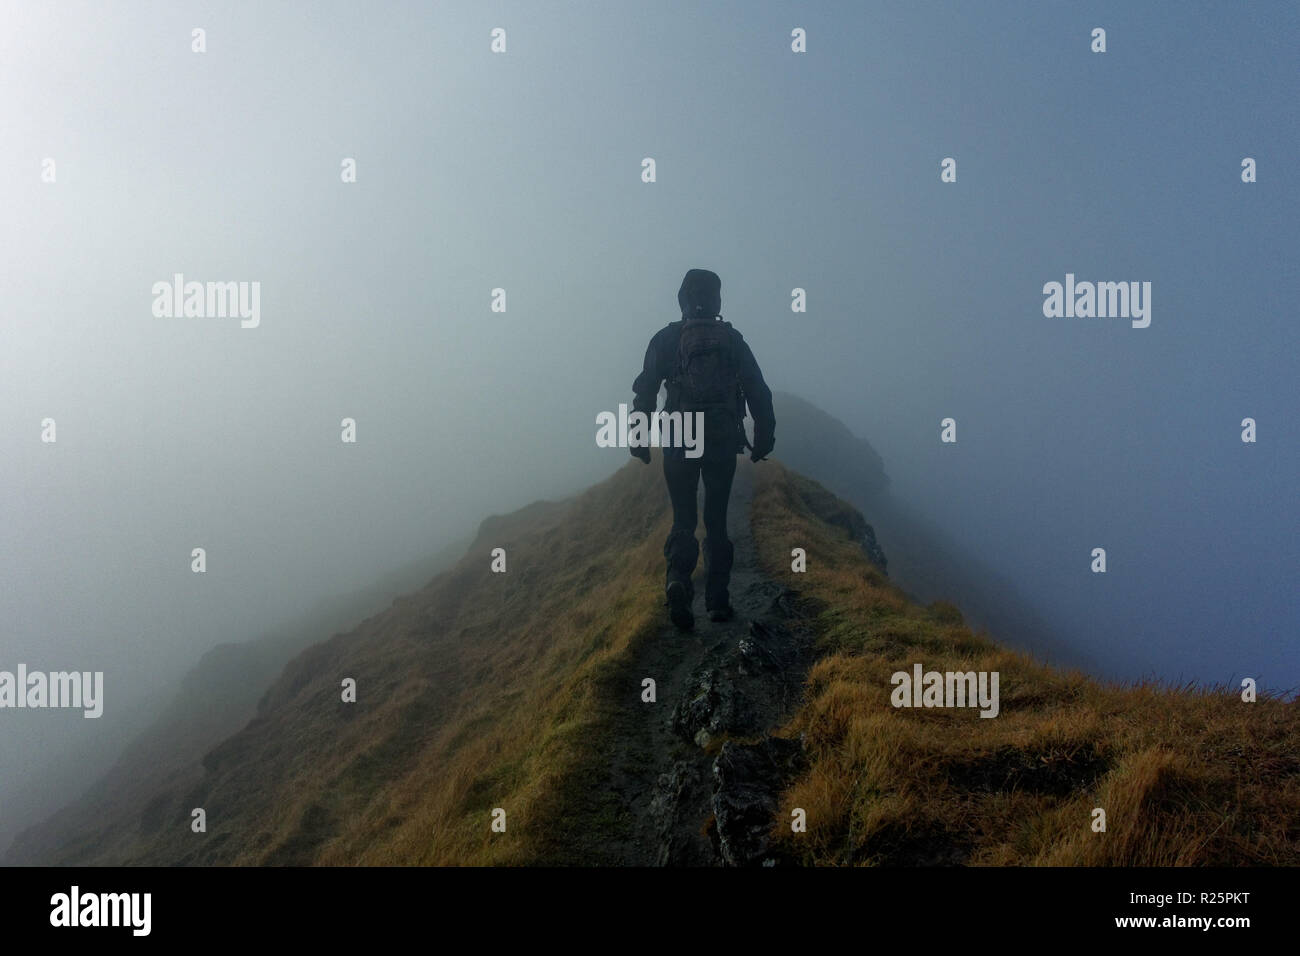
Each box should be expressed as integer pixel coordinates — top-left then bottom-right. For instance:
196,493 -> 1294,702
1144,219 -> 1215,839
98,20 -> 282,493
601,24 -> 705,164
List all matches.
629,268 -> 775,630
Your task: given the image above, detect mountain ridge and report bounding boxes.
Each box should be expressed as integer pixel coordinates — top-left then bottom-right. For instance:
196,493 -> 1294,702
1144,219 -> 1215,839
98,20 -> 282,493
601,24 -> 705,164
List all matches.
8,398 -> 1297,866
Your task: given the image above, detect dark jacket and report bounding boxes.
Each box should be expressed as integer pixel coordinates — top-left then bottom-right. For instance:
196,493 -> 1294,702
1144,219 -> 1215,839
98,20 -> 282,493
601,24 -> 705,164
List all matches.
632,319 -> 775,460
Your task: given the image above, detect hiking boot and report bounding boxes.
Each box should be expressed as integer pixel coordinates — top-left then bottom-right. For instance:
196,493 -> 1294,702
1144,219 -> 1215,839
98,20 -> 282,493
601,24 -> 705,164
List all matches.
663,529 -> 699,630
666,580 -> 695,631
702,536 -> 735,624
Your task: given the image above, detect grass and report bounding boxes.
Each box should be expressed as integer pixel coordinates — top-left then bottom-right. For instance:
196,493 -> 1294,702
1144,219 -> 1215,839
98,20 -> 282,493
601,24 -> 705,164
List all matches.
48,456 -> 672,866
46,455 -> 1298,867
750,459 -> 1300,866
306,458 -> 674,865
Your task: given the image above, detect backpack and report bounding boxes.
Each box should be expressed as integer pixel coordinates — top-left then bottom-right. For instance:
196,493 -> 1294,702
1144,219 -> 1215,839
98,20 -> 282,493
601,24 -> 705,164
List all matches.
675,317 -> 737,408
673,317 -> 749,453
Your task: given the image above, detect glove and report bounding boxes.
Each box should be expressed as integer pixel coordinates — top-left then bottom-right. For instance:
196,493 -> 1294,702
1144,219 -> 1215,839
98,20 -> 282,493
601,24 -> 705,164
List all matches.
630,444 -> 651,464
750,437 -> 774,463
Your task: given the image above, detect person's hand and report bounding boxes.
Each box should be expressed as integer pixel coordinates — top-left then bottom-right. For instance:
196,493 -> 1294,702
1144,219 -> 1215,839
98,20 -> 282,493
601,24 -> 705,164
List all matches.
630,445 -> 651,464
750,439 -> 773,463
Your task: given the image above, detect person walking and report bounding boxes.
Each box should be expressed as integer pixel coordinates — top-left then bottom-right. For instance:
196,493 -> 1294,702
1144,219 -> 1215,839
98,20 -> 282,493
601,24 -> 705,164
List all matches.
629,268 -> 775,629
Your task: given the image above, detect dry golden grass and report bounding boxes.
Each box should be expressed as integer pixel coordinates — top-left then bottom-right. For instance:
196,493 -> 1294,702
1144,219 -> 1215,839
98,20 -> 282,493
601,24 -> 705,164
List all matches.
307,458 -> 674,865
87,456 -> 1295,867
85,457 -> 674,866
750,460 -> 1300,866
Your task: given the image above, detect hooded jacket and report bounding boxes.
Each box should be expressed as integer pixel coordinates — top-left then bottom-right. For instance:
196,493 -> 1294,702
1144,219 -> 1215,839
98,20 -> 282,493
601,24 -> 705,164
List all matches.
631,270 -> 775,460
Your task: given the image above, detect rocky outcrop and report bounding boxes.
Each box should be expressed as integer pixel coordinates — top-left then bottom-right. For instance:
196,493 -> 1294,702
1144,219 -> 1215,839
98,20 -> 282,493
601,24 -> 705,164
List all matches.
861,523 -> 888,574
646,584 -> 817,866
712,736 -> 807,866
671,613 -> 808,748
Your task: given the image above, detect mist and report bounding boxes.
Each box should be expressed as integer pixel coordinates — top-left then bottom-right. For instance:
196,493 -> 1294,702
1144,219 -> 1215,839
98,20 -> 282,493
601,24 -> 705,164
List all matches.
2,0 -> 1297,852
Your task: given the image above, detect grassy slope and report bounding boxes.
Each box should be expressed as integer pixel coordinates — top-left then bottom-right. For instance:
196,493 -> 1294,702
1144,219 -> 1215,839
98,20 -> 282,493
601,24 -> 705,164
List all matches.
4,539 -> 469,865
66,457 -> 671,865
40,456 -> 1297,865
750,460 -> 1300,865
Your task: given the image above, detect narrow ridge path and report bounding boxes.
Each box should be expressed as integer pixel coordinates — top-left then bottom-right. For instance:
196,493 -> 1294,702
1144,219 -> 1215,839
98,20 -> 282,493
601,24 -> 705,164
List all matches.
598,459 -> 815,865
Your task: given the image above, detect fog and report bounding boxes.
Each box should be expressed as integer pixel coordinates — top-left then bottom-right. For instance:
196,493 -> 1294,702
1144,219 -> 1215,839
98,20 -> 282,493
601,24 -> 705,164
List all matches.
2,1 -> 1297,850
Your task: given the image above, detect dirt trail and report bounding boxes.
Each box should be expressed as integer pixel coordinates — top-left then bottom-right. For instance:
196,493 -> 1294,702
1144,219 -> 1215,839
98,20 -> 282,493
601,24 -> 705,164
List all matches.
597,459 -> 816,866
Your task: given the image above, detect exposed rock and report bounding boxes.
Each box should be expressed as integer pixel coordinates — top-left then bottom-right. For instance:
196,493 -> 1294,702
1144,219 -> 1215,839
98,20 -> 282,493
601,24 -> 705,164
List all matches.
671,616 -> 809,748
860,522 -> 888,575
796,481 -> 889,575
711,736 -> 807,866
672,656 -> 750,747
648,761 -> 714,866
653,582 -> 818,865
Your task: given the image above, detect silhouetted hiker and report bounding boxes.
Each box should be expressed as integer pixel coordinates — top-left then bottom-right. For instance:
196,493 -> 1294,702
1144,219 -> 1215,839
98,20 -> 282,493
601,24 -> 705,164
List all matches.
630,268 -> 775,630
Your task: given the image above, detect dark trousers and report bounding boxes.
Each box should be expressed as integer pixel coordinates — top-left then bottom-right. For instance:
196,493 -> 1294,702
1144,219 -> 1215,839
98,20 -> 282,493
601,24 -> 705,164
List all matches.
662,453 -> 737,609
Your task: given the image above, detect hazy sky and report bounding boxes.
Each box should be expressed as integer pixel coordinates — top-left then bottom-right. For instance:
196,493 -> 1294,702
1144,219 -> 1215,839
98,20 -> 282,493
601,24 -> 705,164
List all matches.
2,0 -> 1297,839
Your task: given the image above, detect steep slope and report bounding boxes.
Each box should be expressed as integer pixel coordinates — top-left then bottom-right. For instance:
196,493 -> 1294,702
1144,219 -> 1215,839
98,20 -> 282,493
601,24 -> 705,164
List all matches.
20,460 -> 674,865
769,391 -> 890,500
749,461 -> 1300,865
17,453 -> 1298,866
770,390 -> 1097,672
3,541 -> 468,865
18,455 -> 834,865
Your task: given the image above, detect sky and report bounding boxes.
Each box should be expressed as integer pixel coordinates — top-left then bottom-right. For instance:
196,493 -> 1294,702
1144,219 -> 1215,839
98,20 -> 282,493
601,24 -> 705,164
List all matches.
1,0 -> 1297,844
